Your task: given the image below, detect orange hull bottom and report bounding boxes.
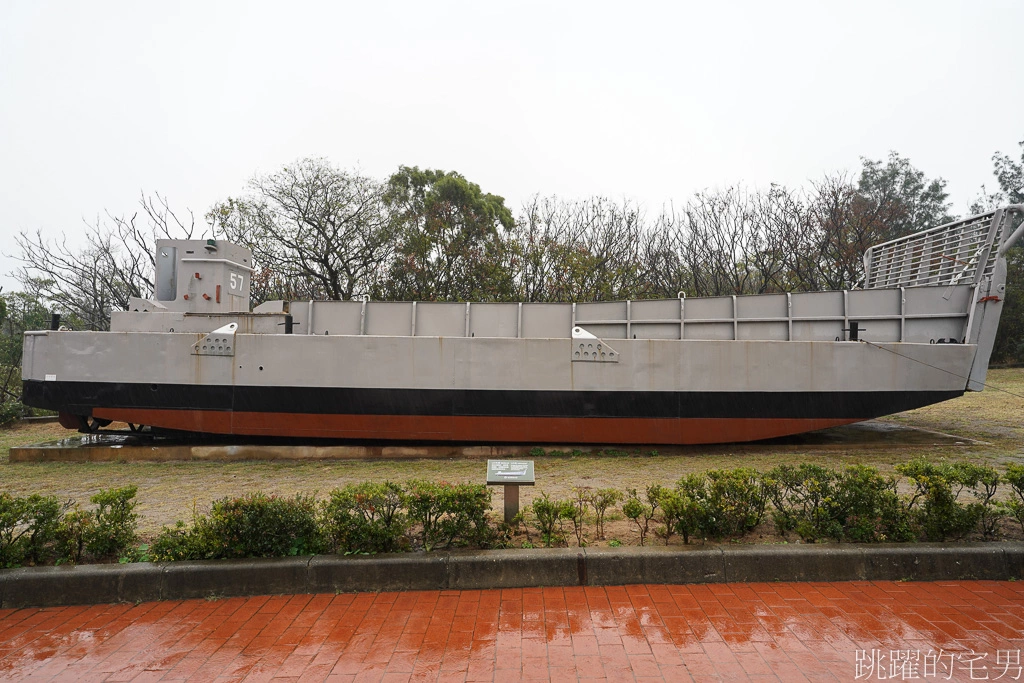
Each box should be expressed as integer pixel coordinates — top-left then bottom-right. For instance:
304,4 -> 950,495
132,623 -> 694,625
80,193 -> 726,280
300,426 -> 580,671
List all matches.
92,408 -> 862,445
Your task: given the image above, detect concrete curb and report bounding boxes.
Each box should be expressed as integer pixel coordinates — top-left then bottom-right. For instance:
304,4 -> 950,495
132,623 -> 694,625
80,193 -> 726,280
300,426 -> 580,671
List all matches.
17,415 -> 60,424
2,543 -> 1022,609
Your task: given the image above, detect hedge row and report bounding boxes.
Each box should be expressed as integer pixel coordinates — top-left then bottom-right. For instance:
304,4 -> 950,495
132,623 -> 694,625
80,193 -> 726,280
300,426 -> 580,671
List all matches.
151,480 -> 494,561
4,460 -> 1024,567
0,486 -> 139,567
533,460 -> 1024,547
0,480 -> 495,566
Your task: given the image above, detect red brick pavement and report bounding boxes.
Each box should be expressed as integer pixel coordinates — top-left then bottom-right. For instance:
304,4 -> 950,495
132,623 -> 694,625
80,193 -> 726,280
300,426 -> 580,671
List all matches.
1,581 -> 1022,681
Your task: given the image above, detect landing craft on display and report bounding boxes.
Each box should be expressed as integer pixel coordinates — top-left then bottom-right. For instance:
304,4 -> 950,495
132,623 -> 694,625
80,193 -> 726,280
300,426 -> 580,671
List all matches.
20,206 -> 1024,445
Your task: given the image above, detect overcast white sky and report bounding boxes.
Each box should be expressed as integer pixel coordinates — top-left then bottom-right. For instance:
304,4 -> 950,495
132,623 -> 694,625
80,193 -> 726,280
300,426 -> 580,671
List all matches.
1,1 -> 1022,291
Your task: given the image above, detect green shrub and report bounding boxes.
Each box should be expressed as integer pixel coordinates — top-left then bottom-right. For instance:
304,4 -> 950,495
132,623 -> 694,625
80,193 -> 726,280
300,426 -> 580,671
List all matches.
322,482 -> 407,554
622,486 -> 662,546
568,487 -> 590,547
23,495 -> 65,564
86,486 -> 139,559
150,522 -> 193,561
152,492 -> 325,561
404,480 -> 493,551
832,466 -> 915,543
1003,464 -> 1024,533
897,460 -> 987,541
204,492 -> 323,558
656,486 -> 701,545
0,401 -> 24,427
0,493 -> 67,567
682,469 -> 766,539
119,543 -> 150,563
149,517 -> 218,561
531,493 -> 573,547
54,506 -> 94,565
764,464 -> 835,539
0,493 -> 29,567
766,464 -> 913,543
965,464 -> 1003,540
589,488 -> 623,541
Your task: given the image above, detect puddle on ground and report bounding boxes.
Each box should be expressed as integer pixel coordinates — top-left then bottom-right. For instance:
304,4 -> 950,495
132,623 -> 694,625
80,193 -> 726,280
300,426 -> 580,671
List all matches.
762,420 -> 981,447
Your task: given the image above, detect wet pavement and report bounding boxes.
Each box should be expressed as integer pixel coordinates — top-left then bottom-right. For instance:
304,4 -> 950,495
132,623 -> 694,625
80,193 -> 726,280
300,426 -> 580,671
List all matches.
1,581 -> 1023,681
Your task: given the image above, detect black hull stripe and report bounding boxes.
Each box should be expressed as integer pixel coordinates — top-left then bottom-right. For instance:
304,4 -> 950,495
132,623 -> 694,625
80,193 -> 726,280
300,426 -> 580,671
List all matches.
22,380 -> 964,421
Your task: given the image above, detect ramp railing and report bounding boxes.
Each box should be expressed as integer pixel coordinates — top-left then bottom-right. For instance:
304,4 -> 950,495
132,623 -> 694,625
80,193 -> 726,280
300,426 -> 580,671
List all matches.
862,207 -> 1022,290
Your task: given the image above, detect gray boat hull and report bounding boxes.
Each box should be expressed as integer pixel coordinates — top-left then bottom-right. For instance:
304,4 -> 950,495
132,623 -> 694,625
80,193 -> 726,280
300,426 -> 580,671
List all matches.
21,206 -> 1022,444
21,333 -> 972,443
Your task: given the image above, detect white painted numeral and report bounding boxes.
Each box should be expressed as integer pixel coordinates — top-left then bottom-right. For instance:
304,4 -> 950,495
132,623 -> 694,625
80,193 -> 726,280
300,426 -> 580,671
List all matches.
229,272 -> 245,291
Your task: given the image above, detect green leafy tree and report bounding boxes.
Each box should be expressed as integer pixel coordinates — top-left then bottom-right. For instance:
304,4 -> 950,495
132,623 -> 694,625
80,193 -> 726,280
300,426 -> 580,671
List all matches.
382,167 -> 516,301
973,139 -> 1024,363
797,155 -> 955,291
993,141 -> 1024,206
857,151 -> 955,239
0,291 -> 52,420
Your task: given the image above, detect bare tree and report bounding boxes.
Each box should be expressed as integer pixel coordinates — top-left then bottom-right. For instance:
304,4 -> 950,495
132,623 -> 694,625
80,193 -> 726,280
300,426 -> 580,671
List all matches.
745,185 -> 802,293
634,208 -> 693,300
13,193 -> 196,330
11,154 -> 957,334
680,188 -> 761,297
511,195 -> 567,302
209,158 -> 395,304
510,196 -> 647,302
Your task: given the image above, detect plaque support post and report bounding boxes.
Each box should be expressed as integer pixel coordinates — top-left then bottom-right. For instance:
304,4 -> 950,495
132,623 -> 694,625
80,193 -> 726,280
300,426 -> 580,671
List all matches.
486,460 -> 535,526
503,484 -> 520,524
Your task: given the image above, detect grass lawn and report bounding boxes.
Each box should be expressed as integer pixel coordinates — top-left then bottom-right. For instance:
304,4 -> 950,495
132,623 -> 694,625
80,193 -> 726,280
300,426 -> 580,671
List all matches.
1,369 -> 1021,541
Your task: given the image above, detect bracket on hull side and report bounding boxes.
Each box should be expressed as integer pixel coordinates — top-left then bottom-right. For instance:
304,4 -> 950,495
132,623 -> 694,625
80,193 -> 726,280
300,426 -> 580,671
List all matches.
571,326 -> 618,362
192,322 -> 237,357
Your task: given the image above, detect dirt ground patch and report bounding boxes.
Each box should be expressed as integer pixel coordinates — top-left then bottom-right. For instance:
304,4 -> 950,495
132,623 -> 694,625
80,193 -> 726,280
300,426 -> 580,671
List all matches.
1,369 -> 1022,545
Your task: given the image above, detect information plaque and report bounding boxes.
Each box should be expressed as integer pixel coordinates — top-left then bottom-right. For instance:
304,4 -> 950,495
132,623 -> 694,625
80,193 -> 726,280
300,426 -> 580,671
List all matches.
486,460 -> 535,523
486,460 -> 536,485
